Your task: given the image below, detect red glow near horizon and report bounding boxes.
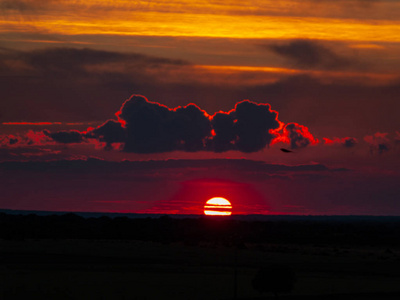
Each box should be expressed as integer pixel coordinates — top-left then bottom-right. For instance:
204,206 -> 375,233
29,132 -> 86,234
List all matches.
136,178 -> 269,215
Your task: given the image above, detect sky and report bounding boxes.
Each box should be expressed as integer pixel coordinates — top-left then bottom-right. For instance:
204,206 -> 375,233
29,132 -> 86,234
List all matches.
1,0 -> 400,215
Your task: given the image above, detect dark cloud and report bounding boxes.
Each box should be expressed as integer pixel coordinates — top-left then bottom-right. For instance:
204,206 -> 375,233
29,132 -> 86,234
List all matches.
89,120 -> 126,149
43,129 -> 83,144
267,40 -> 352,69
233,100 -> 281,152
210,112 -> 236,152
211,101 -> 281,152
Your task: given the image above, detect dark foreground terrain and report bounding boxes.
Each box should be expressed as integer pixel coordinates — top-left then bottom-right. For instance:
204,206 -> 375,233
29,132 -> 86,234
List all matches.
1,213 -> 400,299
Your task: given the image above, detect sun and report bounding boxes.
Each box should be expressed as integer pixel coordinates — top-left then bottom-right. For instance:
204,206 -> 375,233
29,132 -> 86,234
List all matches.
204,197 -> 232,216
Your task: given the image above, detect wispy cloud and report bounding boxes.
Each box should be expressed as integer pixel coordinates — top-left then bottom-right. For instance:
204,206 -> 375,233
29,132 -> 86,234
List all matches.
267,39 -> 354,70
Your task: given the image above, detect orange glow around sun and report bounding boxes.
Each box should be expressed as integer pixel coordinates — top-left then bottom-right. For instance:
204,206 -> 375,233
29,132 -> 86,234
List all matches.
204,197 -> 232,216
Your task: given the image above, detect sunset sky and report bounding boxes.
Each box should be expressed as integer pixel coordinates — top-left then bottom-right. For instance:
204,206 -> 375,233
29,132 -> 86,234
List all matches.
1,0 -> 400,215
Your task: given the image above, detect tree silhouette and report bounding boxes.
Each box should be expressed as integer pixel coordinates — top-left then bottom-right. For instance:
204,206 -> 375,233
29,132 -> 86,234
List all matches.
252,264 -> 296,298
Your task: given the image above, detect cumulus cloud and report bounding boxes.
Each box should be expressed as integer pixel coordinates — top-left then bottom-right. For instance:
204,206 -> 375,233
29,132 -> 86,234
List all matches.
267,40 -> 352,70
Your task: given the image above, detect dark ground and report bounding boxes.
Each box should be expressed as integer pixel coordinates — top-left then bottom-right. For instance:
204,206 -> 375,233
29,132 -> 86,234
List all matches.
1,213 -> 400,299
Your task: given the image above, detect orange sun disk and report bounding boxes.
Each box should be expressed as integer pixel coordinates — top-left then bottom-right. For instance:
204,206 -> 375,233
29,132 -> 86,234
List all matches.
204,197 -> 232,216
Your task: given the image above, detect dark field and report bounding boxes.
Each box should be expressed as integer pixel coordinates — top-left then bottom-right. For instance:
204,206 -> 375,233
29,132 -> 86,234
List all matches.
1,213 -> 400,299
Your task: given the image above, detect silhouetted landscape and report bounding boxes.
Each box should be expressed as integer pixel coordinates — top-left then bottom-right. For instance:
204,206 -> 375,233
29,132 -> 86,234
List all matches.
2,211 -> 400,299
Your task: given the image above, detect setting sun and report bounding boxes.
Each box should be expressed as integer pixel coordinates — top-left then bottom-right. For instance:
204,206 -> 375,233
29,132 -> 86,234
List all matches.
204,197 -> 232,216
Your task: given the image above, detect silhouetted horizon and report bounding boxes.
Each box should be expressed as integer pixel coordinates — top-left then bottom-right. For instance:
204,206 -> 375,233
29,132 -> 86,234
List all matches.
3,209 -> 400,221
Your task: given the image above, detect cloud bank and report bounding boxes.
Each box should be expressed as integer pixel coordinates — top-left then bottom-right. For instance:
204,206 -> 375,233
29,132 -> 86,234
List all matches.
10,92 -> 400,156
3,93 -> 399,156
